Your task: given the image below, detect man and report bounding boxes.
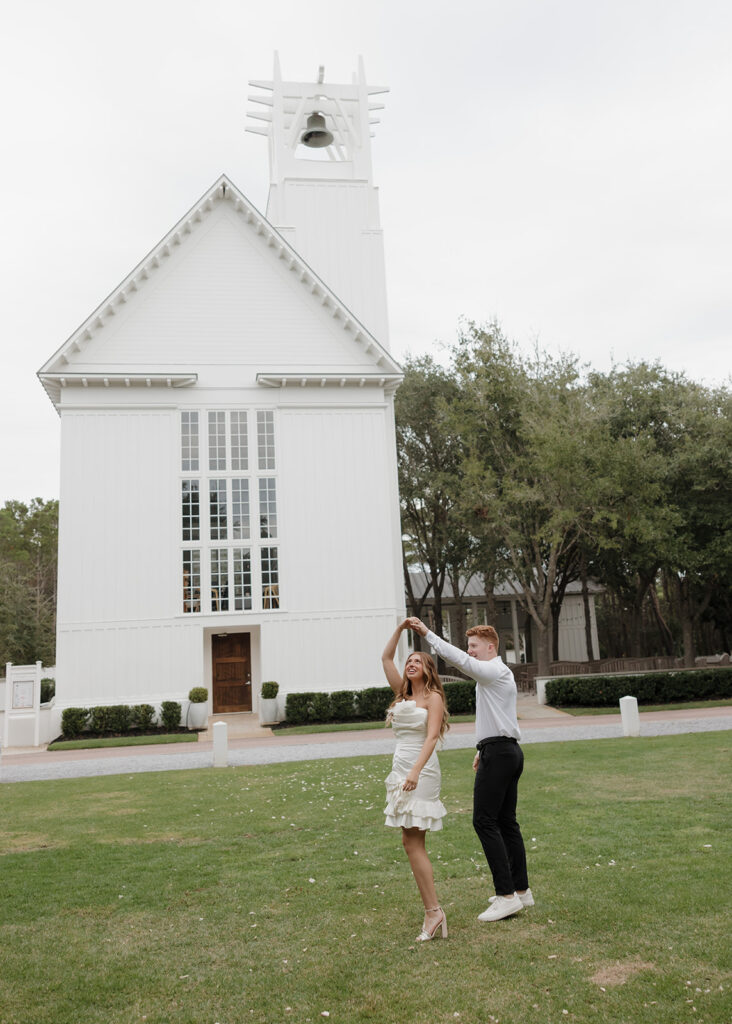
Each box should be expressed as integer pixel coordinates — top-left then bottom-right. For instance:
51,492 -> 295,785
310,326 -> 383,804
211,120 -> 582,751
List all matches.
407,618 -> 533,922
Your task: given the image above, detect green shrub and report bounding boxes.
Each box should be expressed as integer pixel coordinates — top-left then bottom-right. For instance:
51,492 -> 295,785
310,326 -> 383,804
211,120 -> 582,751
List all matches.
355,686 -> 393,722
285,692 -> 317,725
311,692 -> 332,721
89,706 -> 114,734
87,705 -> 133,735
61,707 -> 89,739
261,681 -> 279,699
40,678 -> 56,703
134,704 -> 156,730
330,690 -> 356,720
545,667 -> 732,708
160,701 -> 182,731
443,680 -> 475,715
107,705 -> 133,734
188,687 -> 208,703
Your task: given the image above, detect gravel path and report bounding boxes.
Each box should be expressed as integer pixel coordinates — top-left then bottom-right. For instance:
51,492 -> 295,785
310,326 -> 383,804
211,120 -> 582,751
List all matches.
2,712 -> 731,784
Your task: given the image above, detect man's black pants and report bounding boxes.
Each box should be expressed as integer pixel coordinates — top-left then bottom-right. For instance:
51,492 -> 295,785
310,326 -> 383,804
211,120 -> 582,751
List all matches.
473,737 -> 529,896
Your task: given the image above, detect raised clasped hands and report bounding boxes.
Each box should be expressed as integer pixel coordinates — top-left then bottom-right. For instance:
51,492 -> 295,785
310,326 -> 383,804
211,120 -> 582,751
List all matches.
405,617 -> 428,637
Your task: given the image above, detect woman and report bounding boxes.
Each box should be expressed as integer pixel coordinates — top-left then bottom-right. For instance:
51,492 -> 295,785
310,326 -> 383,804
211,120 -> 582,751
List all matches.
382,620 -> 449,941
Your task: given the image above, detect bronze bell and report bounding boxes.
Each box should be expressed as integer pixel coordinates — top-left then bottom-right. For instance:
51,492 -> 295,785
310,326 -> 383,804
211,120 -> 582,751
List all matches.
301,111 -> 334,148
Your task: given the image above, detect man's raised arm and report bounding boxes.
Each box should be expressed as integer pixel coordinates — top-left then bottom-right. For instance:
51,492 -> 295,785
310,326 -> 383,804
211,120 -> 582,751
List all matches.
406,618 -> 502,683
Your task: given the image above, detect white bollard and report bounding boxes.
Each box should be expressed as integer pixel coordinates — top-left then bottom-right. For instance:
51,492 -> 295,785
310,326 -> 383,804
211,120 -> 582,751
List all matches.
619,695 -> 640,737
213,721 -> 229,767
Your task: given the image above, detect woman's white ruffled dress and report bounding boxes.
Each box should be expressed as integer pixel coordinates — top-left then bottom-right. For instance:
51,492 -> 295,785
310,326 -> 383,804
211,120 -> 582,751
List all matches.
384,700 -> 446,831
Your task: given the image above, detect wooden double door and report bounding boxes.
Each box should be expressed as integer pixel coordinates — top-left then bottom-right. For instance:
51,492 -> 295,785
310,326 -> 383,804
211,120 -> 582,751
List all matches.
212,633 -> 252,713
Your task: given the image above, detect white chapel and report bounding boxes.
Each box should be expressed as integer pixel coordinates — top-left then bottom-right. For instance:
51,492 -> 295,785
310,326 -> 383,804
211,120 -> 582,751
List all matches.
37,57 -> 404,727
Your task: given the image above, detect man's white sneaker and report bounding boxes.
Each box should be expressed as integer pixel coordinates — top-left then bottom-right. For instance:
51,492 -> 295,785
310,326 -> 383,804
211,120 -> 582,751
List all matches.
478,894 -> 524,921
489,887 -> 534,908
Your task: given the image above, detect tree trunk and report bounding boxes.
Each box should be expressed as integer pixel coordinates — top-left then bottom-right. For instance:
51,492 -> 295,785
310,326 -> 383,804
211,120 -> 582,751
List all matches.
430,575 -> 447,674
649,577 -> 675,656
676,577 -> 696,667
524,616 -> 534,663
630,572 -> 655,657
535,625 -> 551,677
453,596 -> 466,647
403,552 -> 432,619
551,604 -> 560,661
580,559 -> 596,661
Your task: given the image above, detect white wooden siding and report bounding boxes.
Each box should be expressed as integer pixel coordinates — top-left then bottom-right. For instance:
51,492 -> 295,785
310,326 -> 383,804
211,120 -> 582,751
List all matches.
67,206 -> 378,377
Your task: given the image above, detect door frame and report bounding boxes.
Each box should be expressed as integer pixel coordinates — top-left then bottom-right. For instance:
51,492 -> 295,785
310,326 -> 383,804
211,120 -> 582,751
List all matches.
204,626 -> 260,714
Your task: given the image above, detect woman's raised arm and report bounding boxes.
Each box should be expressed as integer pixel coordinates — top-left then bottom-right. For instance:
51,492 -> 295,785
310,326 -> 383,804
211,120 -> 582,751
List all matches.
382,620 -> 409,693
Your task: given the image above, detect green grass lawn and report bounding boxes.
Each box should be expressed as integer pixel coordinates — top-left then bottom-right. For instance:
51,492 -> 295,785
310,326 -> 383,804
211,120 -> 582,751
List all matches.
557,698 -> 732,716
272,701 -> 732,734
1,733 -> 730,1024
48,733 -> 199,751
272,713 -> 477,736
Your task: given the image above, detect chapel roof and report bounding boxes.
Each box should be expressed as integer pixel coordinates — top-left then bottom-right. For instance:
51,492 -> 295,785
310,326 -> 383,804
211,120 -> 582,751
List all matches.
38,174 -> 402,409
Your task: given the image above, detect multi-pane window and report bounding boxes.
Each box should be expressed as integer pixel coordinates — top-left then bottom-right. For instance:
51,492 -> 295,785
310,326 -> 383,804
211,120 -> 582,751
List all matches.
233,548 -> 252,610
259,478 -> 277,538
181,480 -> 200,541
181,410 -> 278,613
208,412 -> 226,471
209,480 -> 227,540
257,411 -> 276,470
182,550 -> 200,613
181,412 -> 199,471
231,479 -> 250,539
210,549 -> 229,612
230,411 -> 248,471
262,547 -> 279,608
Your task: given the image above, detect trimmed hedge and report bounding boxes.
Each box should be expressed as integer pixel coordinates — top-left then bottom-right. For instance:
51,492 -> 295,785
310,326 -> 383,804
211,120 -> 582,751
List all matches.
41,678 -> 55,703
330,690 -> 356,720
60,702 -> 183,739
134,704 -> 156,730
355,687 -> 393,722
61,707 -> 89,739
545,667 -> 732,708
443,680 -> 475,715
284,692 -> 318,725
160,701 -> 182,731
89,705 -> 130,735
283,681 -> 477,725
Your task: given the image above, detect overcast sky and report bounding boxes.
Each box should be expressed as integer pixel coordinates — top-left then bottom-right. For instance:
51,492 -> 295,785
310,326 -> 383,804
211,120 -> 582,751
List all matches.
2,0 -> 730,505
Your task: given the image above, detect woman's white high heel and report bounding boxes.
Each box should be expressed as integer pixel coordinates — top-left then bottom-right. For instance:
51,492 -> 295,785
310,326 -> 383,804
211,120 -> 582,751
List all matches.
416,906 -> 448,941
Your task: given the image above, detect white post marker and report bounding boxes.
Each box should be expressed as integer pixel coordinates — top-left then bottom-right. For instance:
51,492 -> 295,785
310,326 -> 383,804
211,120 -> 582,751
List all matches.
619,695 -> 640,737
213,721 -> 229,767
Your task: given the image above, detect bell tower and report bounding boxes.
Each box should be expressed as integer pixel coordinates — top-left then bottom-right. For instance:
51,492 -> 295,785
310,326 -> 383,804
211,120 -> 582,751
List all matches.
247,55 -> 391,347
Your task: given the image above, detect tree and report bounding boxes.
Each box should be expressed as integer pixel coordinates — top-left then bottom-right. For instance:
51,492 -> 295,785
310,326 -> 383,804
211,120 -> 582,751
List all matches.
395,355 -> 472,650
663,382 -> 732,664
450,324 -> 603,675
584,362 -> 684,657
0,499 -> 58,667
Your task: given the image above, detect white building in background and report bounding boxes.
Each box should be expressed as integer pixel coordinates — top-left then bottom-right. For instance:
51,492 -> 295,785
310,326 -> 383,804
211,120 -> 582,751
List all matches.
37,57 -> 404,730
408,572 -> 602,668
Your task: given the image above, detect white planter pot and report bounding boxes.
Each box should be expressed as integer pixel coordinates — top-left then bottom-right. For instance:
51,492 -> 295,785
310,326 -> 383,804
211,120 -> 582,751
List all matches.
187,702 -> 209,730
259,697 -> 278,725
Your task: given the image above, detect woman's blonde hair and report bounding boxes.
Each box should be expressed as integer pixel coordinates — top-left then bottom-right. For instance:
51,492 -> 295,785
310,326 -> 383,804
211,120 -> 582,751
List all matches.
388,651 -> 450,739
